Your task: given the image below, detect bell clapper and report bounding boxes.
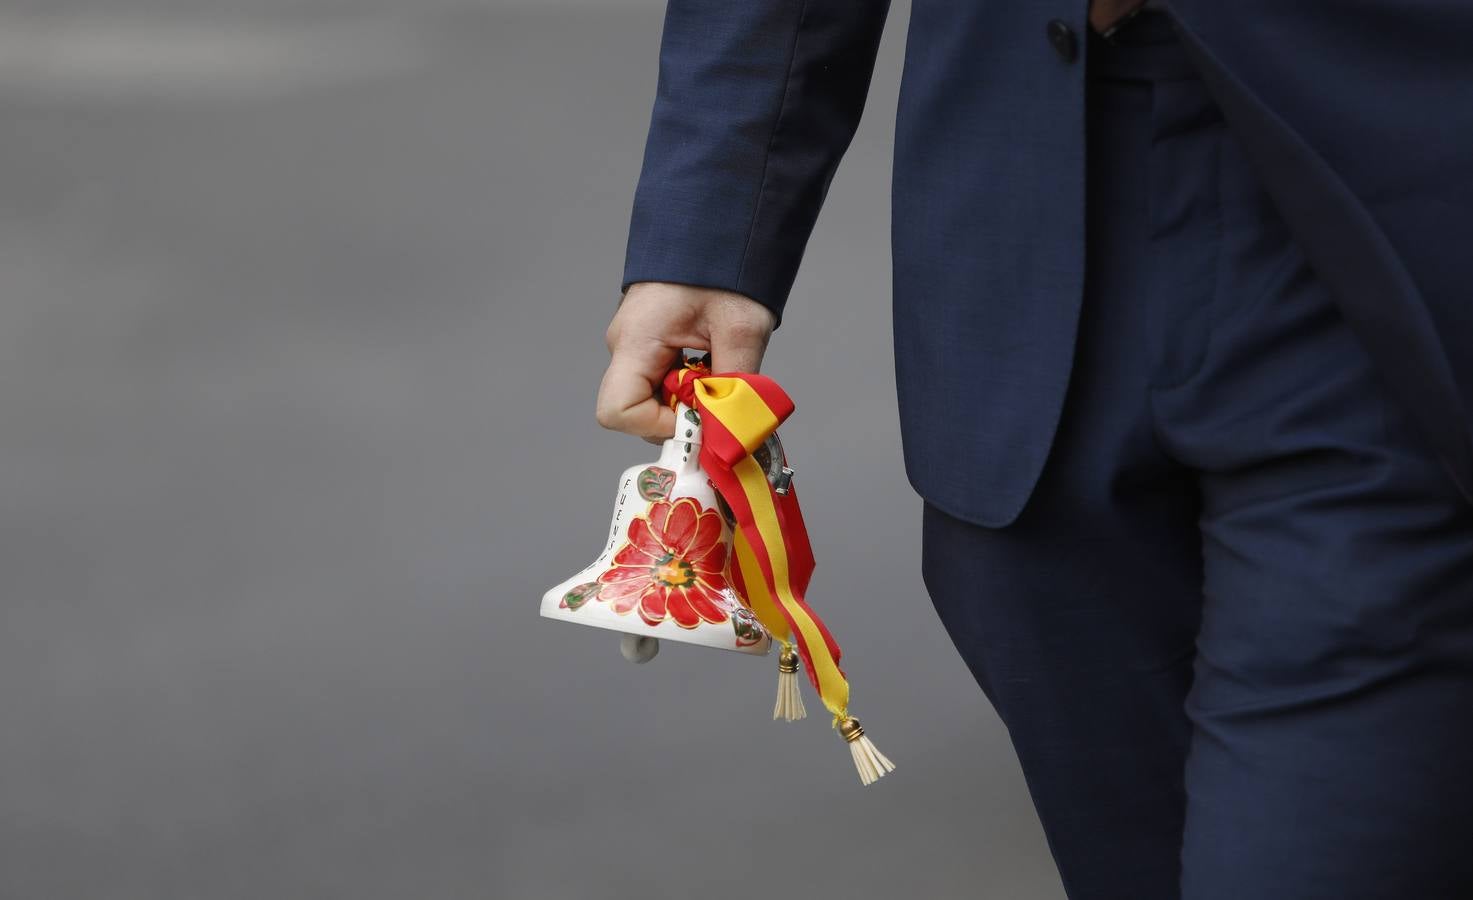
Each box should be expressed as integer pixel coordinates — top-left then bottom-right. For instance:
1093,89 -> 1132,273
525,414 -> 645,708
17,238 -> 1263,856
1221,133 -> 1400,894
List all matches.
837,715 -> 895,786
620,634 -> 660,664
773,645 -> 807,721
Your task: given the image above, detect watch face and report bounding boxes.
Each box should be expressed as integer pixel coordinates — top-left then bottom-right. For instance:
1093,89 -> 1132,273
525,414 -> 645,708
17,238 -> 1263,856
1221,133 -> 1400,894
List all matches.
752,432 -> 786,486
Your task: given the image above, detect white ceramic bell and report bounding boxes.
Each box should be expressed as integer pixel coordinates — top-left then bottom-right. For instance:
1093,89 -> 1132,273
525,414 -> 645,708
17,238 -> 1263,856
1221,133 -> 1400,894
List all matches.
540,402 -> 772,661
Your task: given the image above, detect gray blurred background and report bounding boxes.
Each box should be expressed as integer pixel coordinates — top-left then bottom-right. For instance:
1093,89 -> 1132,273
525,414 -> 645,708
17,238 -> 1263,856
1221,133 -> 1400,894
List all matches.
0,1 -> 1065,897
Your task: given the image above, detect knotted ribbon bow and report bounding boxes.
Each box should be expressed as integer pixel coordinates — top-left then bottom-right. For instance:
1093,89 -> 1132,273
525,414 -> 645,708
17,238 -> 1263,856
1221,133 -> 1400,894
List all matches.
663,359 -> 893,785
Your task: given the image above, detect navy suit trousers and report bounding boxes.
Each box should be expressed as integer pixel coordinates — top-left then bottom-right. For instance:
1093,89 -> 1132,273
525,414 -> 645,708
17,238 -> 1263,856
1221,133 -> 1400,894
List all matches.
922,19 -> 1473,900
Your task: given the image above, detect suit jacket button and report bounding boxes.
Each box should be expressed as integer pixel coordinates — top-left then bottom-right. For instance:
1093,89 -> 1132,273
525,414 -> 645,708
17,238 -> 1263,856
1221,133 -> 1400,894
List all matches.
1046,19 -> 1079,63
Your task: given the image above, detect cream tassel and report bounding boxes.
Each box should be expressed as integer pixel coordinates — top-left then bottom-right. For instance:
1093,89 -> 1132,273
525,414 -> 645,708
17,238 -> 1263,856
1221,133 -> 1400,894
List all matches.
837,716 -> 895,786
773,646 -> 807,721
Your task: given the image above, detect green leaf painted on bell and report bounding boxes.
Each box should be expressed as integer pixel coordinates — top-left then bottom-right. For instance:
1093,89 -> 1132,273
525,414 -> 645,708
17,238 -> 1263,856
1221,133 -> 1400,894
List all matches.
731,607 -> 763,647
561,582 -> 600,610
636,466 -> 676,501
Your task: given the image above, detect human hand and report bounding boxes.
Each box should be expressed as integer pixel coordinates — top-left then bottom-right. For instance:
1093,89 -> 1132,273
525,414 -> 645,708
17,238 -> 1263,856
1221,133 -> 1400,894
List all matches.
596,282 -> 776,442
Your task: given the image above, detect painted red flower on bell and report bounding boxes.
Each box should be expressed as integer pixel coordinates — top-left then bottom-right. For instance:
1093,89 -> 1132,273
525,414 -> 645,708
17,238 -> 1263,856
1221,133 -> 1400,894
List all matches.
597,497 -> 732,628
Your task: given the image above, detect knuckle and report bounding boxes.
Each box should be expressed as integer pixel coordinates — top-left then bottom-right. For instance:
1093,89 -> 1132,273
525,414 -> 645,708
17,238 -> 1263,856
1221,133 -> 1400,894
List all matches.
717,296 -> 773,334
719,313 -> 767,344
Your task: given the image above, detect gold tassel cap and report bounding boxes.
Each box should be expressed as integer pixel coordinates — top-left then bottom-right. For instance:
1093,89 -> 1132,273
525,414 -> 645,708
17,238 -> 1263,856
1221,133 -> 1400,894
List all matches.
773,646 -> 807,721
837,716 -> 895,786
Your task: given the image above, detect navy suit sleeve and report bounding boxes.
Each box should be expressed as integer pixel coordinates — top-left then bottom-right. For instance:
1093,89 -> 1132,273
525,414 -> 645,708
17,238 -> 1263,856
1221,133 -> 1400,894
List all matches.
621,1 -> 891,325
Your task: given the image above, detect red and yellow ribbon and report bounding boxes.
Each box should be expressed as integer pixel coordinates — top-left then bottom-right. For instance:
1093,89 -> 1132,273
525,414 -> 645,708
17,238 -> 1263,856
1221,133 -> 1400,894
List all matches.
662,363 -> 850,721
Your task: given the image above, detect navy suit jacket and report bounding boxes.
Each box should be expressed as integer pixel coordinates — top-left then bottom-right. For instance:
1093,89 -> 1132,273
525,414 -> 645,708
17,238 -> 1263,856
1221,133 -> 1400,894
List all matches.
622,1 -> 1473,527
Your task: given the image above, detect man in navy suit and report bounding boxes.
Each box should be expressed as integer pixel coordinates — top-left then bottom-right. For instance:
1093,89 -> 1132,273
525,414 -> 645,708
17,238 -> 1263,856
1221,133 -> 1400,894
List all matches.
594,3 -> 1473,897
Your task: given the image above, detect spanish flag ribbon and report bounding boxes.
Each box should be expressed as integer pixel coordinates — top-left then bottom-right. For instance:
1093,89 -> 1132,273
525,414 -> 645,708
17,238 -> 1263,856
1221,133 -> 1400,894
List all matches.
663,360 -> 894,785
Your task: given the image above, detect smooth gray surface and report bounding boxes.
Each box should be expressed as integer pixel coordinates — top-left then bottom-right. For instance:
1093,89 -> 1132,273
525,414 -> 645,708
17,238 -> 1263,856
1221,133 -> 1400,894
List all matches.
0,3 -> 1064,898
